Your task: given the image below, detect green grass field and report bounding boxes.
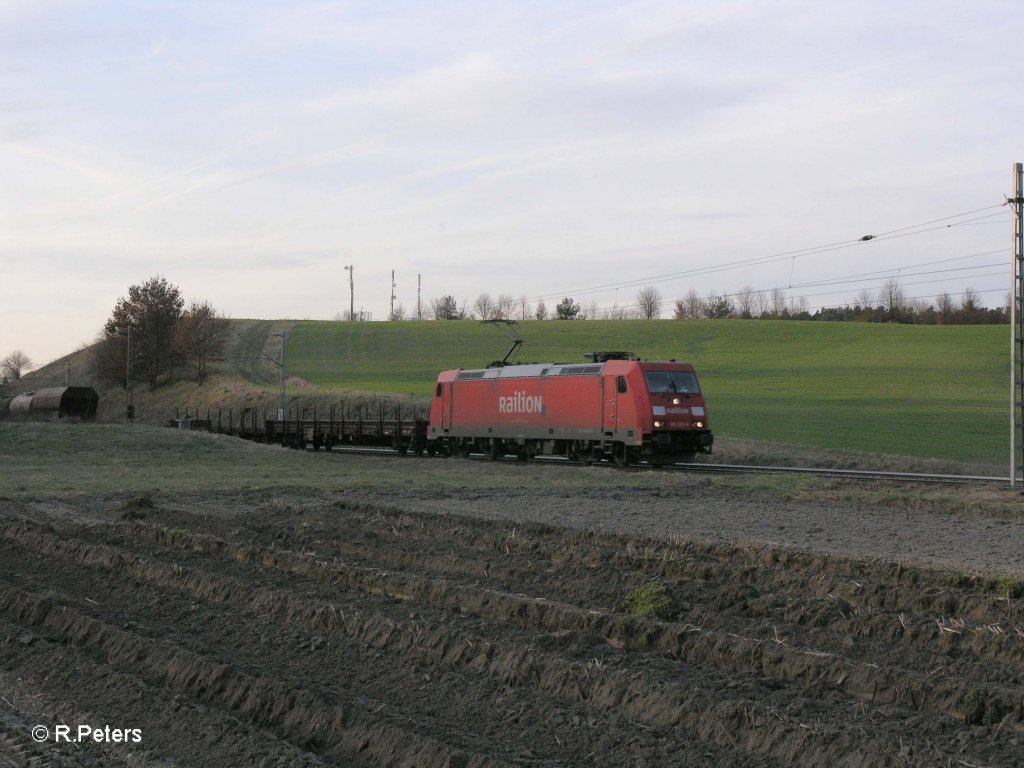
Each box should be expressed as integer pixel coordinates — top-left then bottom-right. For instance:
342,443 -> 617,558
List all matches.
280,319 -> 1009,466
4,421 -> 1020,523
0,420 -> 716,497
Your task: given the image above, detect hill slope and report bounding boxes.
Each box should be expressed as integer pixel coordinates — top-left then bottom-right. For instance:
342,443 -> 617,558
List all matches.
284,319 -> 1008,466
17,318 -> 1009,469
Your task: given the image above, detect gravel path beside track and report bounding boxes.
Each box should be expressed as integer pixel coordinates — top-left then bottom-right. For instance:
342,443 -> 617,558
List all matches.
399,478 -> 1024,579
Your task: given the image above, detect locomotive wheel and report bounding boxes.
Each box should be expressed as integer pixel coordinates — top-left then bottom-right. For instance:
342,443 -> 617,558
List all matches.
458,443 -> 472,459
574,443 -> 593,465
484,441 -> 502,461
567,442 -> 587,464
612,443 -> 630,467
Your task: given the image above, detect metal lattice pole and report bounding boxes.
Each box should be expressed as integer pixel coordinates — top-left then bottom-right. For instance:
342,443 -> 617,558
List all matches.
1012,163 -> 1024,486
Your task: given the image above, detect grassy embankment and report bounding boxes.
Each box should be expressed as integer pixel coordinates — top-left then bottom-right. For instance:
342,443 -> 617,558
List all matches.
21,318 -> 1008,468
0,420 -> 708,497
286,319 -> 1008,467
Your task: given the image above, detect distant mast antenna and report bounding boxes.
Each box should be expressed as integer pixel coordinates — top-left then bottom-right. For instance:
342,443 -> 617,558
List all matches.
417,274 -> 422,320
389,269 -> 396,321
344,265 -> 354,321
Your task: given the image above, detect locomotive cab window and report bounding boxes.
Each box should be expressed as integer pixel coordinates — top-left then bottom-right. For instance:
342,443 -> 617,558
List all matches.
617,376 -> 627,394
435,383 -> 444,397
644,371 -> 699,395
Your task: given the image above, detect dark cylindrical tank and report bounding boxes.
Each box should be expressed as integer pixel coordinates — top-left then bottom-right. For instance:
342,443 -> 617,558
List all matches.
30,387 -> 99,420
9,392 -> 34,416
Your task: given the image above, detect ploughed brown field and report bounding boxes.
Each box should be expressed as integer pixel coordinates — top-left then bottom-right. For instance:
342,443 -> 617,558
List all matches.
1,457 -> 1023,767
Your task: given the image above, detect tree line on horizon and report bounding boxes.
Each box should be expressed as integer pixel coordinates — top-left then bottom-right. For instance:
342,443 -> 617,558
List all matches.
416,278 -> 1008,325
6,274 -> 1005,396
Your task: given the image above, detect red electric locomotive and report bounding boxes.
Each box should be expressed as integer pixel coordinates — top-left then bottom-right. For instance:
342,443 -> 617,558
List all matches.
426,352 -> 712,465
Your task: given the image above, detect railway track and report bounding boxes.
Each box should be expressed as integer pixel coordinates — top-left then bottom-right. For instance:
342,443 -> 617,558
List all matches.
664,461 -> 1008,485
320,445 -> 1008,485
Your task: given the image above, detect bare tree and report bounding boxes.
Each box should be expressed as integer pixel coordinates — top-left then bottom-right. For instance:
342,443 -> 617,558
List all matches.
854,288 -> 876,310
678,289 -> 705,319
936,292 -> 954,324
879,278 -> 905,321
635,286 -> 663,320
1,350 -> 33,382
770,288 -> 787,318
473,293 -> 494,320
753,290 -> 771,317
494,293 -> 515,320
518,294 -> 531,320
907,297 -> 931,318
735,286 -> 755,318
960,286 -> 980,312
608,305 -> 639,320
173,301 -> 230,384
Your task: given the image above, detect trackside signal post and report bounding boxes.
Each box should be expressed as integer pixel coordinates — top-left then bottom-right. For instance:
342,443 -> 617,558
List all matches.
1012,163 -> 1024,486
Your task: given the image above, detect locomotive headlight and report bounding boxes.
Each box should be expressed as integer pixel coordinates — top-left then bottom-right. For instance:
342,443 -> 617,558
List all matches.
672,397 -> 680,405
653,420 -> 664,428
694,421 -> 705,429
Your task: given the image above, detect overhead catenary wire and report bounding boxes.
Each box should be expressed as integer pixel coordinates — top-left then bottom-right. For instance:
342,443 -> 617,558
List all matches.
573,245 -> 1009,318
582,261 -> 1008,319
523,204 -> 1009,305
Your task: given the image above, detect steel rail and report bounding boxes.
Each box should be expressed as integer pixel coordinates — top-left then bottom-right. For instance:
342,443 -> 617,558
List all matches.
660,461 -> 1007,485
318,445 -> 1006,485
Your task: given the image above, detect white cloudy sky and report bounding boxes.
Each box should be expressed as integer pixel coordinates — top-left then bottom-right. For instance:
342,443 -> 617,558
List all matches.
1,0 -> 1020,366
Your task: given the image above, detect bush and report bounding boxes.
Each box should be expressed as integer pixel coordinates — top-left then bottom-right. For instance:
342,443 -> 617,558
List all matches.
624,582 -> 673,618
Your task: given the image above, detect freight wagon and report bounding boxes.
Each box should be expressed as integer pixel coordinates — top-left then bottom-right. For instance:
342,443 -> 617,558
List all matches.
170,403 -> 428,454
0,387 -> 98,421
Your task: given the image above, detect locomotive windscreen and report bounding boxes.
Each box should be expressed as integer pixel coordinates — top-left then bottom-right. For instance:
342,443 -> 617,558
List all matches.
644,371 -> 700,395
